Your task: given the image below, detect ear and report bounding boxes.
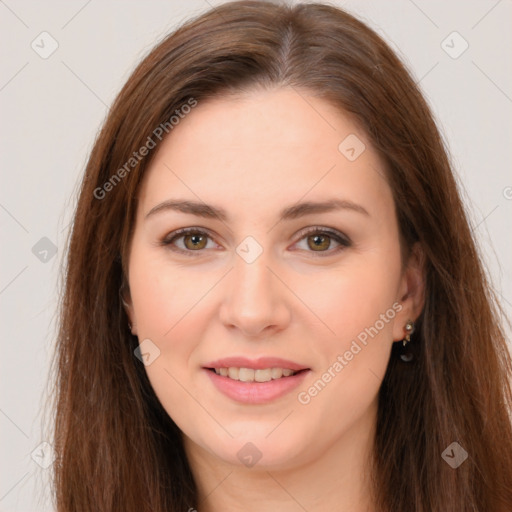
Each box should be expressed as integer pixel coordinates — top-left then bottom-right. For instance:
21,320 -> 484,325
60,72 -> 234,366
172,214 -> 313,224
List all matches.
120,280 -> 138,336
392,242 -> 425,342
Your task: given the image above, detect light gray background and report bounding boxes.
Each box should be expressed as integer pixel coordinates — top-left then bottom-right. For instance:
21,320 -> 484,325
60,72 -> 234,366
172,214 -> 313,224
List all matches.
1,1 -> 511,510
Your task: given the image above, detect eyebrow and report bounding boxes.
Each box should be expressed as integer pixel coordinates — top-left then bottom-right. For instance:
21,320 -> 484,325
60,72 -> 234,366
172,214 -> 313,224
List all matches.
145,198 -> 370,222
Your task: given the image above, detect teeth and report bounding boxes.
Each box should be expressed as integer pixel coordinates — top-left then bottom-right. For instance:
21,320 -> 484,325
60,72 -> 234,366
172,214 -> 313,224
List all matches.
239,368 -> 255,382
213,367 -> 299,382
255,369 -> 272,382
271,368 -> 283,379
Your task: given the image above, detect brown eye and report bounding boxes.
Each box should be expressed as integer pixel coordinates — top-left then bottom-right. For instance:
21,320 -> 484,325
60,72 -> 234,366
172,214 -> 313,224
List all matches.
307,234 -> 332,251
183,232 -> 208,250
295,227 -> 351,256
161,228 -> 215,255
162,226 -> 351,257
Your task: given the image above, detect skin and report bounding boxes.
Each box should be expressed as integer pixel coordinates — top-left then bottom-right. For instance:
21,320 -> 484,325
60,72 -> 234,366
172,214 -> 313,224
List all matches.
124,86 -> 425,512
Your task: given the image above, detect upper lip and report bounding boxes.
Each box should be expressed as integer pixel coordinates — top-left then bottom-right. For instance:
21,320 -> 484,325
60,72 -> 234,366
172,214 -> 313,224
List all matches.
203,356 -> 310,371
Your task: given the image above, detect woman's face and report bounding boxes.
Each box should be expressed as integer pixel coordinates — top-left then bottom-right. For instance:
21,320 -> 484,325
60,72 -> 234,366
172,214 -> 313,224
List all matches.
125,87 -> 423,469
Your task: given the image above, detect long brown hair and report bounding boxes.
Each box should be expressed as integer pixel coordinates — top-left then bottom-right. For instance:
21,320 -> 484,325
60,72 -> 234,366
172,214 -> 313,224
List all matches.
47,1 -> 512,510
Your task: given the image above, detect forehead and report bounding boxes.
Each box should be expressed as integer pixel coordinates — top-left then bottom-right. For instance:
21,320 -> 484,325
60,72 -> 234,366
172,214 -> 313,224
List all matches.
137,87 -> 392,221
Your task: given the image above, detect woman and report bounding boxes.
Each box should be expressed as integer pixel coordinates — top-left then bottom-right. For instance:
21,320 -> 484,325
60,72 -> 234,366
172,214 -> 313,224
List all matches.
49,1 -> 512,510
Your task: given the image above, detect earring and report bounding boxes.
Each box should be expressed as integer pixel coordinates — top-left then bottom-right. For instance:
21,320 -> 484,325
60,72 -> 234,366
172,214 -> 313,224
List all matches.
402,320 -> 415,346
399,320 -> 415,362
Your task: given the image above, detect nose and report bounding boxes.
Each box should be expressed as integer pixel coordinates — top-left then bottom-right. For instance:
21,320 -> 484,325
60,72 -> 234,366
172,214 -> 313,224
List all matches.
218,247 -> 291,338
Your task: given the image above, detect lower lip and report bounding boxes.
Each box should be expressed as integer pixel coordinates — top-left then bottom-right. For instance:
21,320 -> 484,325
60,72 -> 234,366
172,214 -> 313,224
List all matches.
203,368 -> 310,404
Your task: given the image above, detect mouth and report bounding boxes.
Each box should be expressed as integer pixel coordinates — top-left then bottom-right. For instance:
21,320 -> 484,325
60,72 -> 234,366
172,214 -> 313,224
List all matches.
205,366 -> 308,382
202,357 -> 311,404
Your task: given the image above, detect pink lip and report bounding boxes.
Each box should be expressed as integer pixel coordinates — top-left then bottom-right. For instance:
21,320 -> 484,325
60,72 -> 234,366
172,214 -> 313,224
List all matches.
203,368 -> 310,404
202,357 -> 311,405
203,356 -> 310,372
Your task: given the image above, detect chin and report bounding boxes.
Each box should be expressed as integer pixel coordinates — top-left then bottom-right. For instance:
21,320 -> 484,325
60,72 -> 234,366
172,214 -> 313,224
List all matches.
203,432 -> 307,471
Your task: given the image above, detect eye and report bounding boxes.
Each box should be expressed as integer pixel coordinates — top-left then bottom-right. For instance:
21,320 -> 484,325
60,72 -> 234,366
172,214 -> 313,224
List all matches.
160,226 -> 351,257
160,228 -> 217,256
293,226 -> 351,256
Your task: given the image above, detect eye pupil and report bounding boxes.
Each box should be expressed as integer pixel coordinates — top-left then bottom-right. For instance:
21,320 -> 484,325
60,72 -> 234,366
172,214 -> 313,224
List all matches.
308,234 -> 330,251
184,233 -> 207,250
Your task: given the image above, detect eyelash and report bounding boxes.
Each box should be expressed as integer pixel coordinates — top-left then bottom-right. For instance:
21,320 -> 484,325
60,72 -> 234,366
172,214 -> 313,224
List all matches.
160,226 -> 352,258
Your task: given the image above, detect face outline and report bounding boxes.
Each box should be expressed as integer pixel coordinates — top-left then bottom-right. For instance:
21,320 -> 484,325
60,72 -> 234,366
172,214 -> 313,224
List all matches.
123,86 -> 424,472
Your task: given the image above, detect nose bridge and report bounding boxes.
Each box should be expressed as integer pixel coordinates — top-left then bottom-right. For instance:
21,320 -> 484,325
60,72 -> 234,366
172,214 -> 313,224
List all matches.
233,246 -> 273,296
219,238 -> 288,335
231,232 -> 274,292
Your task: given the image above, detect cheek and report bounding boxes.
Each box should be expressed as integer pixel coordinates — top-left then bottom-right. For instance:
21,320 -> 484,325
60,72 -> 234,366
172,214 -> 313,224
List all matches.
128,249 -> 209,423
294,252 -> 401,412
127,242 -> 231,378
292,258 -> 400,430
298,255 -> 401,347
129,247 -> 212,339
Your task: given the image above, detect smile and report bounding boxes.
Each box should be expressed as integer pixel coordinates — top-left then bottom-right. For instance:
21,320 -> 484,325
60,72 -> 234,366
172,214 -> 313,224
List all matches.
209,367 -> 300,382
